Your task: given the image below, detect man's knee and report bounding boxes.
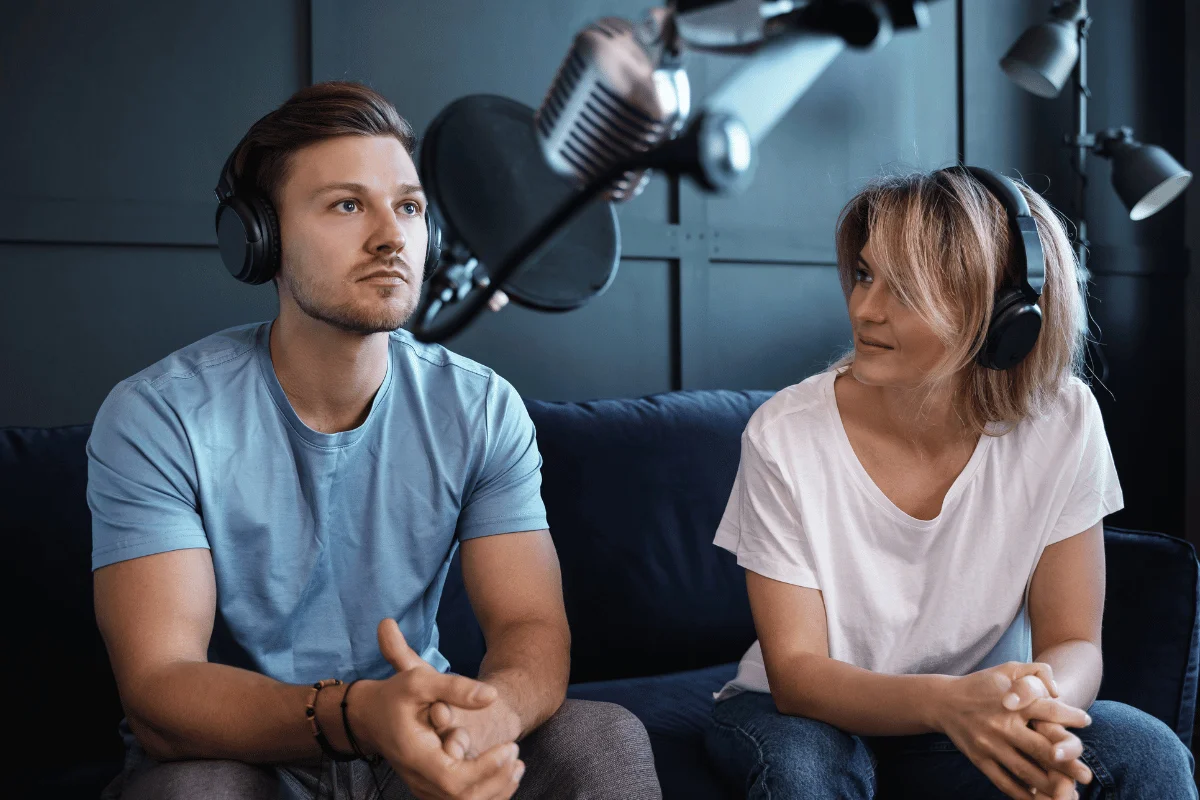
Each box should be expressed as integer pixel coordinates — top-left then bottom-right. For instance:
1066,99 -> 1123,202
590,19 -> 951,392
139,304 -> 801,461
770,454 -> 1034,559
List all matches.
118,758 -> 278,800
522,699 -> 660,799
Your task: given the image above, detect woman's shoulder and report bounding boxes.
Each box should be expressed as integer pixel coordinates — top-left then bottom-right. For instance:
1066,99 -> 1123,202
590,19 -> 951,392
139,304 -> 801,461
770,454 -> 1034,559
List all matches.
744,370 -> 838,445
1009,375 -> 1102,441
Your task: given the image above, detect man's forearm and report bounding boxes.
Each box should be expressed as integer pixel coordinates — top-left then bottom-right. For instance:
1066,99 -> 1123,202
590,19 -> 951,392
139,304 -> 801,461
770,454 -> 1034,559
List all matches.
1034,639 -> 1103,712
477,619 -> 570,740
125,660 -> 335,763
768,652 -> 949,736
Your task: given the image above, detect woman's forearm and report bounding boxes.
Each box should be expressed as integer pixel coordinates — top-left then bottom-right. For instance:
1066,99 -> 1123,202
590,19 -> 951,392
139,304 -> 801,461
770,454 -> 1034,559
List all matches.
769,652 -> 953,736
1033,639 -> 1103,712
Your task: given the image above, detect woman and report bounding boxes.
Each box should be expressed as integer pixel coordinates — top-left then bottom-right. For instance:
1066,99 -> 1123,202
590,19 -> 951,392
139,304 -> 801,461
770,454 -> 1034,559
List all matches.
704,167 -> 1196,800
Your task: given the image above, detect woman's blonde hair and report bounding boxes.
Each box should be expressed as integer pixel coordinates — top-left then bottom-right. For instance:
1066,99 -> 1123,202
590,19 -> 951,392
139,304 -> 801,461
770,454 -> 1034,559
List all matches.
832,168 -> 1088,436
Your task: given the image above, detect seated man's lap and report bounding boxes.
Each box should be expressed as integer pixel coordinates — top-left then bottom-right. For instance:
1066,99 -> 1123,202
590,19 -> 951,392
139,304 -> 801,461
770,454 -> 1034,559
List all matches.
120,699 -> 659,800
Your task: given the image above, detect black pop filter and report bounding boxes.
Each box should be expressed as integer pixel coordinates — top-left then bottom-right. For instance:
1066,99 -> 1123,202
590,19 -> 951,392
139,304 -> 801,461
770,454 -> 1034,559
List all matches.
419,94 -> 620,312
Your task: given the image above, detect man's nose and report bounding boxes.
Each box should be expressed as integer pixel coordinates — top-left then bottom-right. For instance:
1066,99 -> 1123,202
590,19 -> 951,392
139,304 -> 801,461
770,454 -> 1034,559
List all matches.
370,210 -> 407,256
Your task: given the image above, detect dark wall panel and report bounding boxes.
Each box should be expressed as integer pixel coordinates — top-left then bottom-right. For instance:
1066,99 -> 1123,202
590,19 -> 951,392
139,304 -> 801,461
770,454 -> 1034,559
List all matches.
697,263 -> 851,391
0,244 -> 277,427
0,0 -> 306,245
445,260 -> 673,402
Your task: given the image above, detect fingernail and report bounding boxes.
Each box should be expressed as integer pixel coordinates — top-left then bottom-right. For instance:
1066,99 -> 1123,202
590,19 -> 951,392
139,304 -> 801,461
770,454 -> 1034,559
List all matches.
1084,714 -> 1093,725
1054,747 -> 1066,761
513,761 -> 526,781
1003,692 -> 1020,709
1052,680 -> 1060,695
508,743 -> 520,760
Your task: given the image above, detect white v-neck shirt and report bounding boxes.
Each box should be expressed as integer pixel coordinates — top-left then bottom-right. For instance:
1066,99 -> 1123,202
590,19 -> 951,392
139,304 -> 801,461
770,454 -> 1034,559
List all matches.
713,369 -> 1123,701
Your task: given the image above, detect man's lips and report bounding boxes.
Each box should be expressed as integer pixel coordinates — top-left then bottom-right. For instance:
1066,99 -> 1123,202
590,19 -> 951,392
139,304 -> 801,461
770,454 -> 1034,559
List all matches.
360,270 -> 410,283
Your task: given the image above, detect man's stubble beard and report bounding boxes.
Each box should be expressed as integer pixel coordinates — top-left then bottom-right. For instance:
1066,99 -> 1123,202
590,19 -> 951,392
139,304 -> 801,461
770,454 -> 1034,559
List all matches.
279,266 -> 419,335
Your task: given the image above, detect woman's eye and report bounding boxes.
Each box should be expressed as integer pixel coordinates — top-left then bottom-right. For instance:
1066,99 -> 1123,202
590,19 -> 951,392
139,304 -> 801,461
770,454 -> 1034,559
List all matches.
337,200 -> 359,213
854,268 -> 872,284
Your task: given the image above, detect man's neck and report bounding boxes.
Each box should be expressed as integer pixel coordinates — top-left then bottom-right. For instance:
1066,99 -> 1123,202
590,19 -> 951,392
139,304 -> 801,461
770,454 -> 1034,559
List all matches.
268,308 -> 391,434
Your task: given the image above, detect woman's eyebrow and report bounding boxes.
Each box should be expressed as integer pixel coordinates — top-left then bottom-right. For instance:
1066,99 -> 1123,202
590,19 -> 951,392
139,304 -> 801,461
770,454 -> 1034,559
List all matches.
857,255 -> 873,271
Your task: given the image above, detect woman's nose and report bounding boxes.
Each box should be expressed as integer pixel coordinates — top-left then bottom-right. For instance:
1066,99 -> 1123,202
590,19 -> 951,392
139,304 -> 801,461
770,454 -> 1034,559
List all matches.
852,284 -> 889,323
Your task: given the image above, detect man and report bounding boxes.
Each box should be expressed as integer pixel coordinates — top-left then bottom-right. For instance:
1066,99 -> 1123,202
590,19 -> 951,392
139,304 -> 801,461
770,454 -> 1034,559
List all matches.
89,81 -> 661,800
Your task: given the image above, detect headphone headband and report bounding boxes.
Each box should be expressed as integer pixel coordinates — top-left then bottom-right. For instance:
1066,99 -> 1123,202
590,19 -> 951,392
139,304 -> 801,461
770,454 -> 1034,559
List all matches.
938,165 -> 1047,370
940,165 -> 1044,300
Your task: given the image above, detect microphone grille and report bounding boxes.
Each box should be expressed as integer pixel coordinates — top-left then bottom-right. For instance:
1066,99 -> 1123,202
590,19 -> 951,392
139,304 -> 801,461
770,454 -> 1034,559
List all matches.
535,18 -> 680,201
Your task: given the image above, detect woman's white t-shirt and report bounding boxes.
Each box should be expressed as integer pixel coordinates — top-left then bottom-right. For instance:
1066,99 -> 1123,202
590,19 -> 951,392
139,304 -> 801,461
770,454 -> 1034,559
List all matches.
713,369 -> 1123,701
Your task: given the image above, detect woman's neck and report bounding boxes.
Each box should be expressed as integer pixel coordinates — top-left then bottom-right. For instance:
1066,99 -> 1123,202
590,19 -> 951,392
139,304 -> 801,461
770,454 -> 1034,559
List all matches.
843,371 -> 975,456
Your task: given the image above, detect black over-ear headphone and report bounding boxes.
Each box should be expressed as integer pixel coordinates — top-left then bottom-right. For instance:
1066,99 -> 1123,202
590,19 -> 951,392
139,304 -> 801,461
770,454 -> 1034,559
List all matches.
213,124 -> 443,286
940,166 -> 1046,371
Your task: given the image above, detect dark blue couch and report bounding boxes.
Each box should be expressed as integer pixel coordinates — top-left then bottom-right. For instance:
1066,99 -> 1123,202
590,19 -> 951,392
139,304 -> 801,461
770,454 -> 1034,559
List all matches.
3,389 -> 1198,798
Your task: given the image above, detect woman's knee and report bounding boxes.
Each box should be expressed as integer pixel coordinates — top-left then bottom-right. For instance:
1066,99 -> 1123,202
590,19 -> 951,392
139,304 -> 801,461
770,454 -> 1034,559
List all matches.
1081,700 -> 1196,796
706,693 -> 874,799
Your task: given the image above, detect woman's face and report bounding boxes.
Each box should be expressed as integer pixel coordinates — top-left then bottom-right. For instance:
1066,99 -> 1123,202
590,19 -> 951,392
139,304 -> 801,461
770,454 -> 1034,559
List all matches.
847,238 -> 947,388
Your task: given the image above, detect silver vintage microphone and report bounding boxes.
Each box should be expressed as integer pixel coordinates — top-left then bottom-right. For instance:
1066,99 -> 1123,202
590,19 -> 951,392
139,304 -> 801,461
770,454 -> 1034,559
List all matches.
533,10 -> 690,202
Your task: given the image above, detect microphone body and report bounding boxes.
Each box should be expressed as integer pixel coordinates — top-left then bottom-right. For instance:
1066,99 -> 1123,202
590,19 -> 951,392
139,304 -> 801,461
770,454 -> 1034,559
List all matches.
534,14 -> 689,201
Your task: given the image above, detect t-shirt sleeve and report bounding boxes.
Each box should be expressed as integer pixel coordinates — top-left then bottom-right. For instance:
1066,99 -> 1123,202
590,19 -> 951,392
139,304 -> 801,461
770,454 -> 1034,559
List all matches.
1047,386 -> 1124,545
456,373 -> 549,540
88,380 -> 210,570
713,429 -> 819,589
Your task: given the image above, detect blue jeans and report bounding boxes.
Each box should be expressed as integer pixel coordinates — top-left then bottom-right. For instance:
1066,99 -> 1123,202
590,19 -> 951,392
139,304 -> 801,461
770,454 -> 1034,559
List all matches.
705,691 -> 1197,799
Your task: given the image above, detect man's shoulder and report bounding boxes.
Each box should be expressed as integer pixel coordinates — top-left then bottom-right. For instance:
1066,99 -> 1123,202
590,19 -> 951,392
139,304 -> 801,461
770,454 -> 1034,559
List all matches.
96,323 -> 265,426
388,330 -> 512,396
122,322 -> 265,393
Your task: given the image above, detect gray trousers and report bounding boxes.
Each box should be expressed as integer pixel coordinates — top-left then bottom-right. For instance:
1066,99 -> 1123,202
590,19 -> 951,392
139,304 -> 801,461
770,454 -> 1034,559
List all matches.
112,700 -> 661,800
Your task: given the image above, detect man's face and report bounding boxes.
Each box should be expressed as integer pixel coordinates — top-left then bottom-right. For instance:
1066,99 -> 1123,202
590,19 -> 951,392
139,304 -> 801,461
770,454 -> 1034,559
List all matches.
274,135 -> 428,334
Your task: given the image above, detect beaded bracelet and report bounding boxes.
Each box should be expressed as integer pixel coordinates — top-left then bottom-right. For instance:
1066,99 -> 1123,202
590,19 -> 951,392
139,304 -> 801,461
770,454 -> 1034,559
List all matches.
305,679 -> 356,762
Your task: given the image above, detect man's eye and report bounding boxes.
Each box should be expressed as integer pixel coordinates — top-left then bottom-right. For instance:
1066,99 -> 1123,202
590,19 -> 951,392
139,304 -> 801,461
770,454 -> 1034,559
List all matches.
400,201 -> 421,215
337,200 -> 359,213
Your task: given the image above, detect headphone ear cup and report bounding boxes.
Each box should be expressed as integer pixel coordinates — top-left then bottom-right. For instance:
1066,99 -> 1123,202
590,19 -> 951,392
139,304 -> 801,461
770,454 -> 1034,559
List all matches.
424,213 -> 443,281
978,288 -> 1044,370
246,194 -> 282,285
215,194 -> 280,285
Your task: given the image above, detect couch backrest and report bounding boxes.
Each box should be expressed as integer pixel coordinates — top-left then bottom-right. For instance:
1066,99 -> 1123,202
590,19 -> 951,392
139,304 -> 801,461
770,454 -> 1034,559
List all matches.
0,424 -> 125,771
439,390 -> 772,684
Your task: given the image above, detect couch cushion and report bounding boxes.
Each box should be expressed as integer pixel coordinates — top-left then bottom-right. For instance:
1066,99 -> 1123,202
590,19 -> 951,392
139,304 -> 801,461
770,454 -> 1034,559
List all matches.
568,662 -> 738,800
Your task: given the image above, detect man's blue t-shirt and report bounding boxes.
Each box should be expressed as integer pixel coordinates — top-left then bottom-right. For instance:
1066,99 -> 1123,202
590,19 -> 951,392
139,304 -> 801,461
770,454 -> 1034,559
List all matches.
87,321 -> 548,683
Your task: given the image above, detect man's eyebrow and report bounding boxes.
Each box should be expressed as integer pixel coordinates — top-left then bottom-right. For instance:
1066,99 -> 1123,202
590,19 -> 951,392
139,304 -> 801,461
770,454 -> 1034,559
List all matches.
310,181 -> 426,199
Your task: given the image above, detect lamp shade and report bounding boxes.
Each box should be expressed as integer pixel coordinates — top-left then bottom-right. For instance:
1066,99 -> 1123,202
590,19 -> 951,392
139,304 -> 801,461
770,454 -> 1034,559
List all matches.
1000,18 -> 1080,98
1104,135 -> 1193,221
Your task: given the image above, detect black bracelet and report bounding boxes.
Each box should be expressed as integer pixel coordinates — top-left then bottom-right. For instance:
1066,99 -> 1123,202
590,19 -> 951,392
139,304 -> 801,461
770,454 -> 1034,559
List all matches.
306,679 -> 357,763
341,679 -> 377,763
